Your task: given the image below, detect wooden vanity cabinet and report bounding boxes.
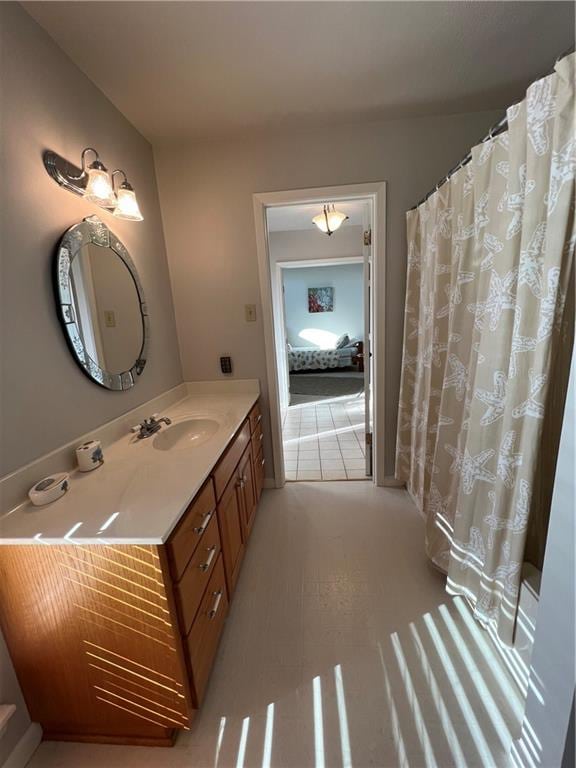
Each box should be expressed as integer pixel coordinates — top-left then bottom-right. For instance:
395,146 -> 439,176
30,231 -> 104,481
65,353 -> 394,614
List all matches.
216,467 -> 246,597
0,398 -> 265,747
238,447 -> 256,541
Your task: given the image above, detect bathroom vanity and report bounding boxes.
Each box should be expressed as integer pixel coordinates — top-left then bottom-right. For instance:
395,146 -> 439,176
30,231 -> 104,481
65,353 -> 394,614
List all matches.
0,391 -> 265,746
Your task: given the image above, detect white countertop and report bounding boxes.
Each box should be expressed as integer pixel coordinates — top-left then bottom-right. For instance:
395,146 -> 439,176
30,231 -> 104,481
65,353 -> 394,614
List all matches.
0,389 -> 259,545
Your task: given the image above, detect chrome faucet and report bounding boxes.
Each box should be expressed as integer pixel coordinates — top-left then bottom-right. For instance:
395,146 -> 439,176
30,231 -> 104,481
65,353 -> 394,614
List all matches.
131,413 -> 172,440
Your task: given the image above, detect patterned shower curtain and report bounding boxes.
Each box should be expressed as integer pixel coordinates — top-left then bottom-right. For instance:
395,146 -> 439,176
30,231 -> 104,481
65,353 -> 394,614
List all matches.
396,53 -> 575,644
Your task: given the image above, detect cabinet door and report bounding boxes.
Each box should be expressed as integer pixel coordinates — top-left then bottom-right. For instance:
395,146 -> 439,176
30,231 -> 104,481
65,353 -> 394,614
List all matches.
216,471 -> 245,596
255,449 -> 265,502
238,447 -> 256,541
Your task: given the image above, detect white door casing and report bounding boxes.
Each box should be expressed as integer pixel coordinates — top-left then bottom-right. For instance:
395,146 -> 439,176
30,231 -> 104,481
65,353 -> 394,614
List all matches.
253,182 -> 387,487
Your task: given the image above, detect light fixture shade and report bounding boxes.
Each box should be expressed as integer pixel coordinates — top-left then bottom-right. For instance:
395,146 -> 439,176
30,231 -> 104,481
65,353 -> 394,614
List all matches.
326,209 -> 347,231
312,210 -> 330,233
113,185 -> 144,221
83,163 -> 115,207
312,204 -> 348,235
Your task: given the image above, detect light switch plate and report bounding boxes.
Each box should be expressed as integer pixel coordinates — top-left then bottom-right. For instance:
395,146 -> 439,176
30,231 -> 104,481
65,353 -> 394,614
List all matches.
245,304 -> 257,322
104,310 -> 116,328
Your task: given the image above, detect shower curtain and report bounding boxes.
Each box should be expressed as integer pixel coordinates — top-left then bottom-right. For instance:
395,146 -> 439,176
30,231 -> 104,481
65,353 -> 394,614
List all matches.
396,53 -> 575,644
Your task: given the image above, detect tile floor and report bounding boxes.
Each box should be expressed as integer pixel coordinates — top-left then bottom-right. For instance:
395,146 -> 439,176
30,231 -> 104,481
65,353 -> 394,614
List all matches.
282,394 -> 368,481
29,482 -> 522,768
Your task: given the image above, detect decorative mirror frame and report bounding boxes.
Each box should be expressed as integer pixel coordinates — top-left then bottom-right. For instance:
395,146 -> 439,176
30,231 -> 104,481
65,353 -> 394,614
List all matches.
54,215 -> 149,391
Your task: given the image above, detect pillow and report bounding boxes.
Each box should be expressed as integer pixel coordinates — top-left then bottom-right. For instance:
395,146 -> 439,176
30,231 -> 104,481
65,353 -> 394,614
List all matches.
335,333 -> 350,349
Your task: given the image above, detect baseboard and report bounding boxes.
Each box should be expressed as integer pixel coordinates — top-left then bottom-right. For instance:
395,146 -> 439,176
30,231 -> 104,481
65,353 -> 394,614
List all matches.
4,723 -> 42,768
379,476 -> 405,488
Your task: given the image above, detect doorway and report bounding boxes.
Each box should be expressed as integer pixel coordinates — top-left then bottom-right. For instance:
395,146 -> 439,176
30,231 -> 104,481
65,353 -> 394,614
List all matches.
253,182 -> 386,486
278,257 -> 367,480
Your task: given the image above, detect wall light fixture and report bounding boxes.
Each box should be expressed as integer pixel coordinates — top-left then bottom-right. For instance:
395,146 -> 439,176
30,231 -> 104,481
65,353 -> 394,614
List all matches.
43,147 -> 144,222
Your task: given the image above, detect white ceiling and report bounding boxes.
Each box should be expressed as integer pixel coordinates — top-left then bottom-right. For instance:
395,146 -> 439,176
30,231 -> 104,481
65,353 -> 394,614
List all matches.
267,201 -> 367,233
24,2 -> 574,143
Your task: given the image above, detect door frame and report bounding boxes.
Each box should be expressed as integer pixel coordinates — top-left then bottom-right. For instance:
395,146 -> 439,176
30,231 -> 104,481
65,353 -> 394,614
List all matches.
253,182 -> 387,486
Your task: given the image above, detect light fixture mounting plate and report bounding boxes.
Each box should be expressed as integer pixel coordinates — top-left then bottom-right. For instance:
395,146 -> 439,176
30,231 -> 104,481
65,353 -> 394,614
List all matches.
43,150 -> 115,211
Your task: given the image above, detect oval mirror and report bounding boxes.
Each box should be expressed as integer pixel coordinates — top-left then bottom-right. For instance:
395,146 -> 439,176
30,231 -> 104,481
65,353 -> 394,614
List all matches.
54,216 -> 149,390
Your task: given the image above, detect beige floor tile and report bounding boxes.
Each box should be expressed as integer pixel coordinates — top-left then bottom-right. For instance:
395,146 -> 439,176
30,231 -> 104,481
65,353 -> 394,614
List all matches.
28,483 -> 523,768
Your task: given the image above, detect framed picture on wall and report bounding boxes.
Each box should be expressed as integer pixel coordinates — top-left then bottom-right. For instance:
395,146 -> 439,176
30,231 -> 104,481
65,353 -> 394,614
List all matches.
308,287 -> 334,313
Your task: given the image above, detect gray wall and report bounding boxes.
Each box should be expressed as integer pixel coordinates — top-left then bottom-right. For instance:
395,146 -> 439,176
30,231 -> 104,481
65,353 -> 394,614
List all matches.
0,3 -> 182,478
155,109 -> 499,474
269,225 -> 364,265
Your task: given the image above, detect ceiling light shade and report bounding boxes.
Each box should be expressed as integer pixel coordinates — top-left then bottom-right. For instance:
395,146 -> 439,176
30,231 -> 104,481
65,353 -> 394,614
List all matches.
83,160 -> 116,207
312,204 -> 348,236
113,181 -> 144,222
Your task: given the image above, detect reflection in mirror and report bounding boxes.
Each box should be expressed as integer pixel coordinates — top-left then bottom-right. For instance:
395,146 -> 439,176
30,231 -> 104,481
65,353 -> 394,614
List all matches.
70,243 -> 143,374
55,216 -> 148,390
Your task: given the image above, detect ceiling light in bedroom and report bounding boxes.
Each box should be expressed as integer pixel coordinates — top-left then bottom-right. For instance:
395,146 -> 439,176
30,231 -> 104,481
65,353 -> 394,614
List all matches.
312,204 -> 348,236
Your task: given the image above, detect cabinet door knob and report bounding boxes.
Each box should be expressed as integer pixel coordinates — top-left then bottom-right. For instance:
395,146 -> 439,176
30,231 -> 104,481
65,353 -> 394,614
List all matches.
199,545 -> 217,572
208,590 -> 223,619
193,511 -> 212,535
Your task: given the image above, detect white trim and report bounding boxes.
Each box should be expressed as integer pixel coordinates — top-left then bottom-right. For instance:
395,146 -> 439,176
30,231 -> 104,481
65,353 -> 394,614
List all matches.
253,182 -> 387,487
279,256 -> 364,269
3,722 -> 42,768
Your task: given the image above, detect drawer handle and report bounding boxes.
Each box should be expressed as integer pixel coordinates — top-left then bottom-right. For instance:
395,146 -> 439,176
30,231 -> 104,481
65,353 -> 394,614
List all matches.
261,458 -> 265,467
208,590 -> 223,619
259,433 -> 264,442
236,477 -> 245,490
194,511 -> 212,535
199,545 -> 217,572
257,414 -> 262,423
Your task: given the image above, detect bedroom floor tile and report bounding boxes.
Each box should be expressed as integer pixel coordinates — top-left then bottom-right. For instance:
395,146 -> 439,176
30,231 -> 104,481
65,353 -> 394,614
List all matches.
320,460 -> 345,471
321,469 -> 348,480
297,470 -> 321,480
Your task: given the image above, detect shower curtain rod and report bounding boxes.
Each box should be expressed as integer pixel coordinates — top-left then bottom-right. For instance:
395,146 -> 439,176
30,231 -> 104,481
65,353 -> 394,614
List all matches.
408,46 -> 575,211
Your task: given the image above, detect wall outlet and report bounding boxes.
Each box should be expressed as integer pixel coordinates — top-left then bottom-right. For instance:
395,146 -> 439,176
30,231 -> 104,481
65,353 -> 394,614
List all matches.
245,304 -> 257,322
220,356 -> 232,374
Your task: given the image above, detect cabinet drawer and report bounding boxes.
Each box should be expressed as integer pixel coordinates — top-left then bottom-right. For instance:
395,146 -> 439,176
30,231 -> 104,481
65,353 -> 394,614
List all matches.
213,421 -> 251,501
186,554 -> 228,705
251,422 -> 264,455
248,401 -> 262,434
167,479 -> 216,582
175,513 -> 222,635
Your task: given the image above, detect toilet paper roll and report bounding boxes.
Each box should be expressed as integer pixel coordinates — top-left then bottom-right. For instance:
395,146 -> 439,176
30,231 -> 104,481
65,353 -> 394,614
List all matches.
76,440 -> 104,472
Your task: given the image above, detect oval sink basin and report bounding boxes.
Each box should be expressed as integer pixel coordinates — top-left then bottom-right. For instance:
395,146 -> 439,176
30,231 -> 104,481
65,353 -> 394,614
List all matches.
153,418 -> 220,451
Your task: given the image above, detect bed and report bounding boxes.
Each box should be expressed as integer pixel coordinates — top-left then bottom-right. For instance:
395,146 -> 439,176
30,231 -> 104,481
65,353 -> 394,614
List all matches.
288,342 -> 362,372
